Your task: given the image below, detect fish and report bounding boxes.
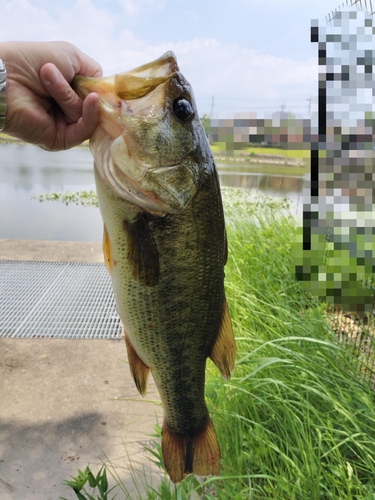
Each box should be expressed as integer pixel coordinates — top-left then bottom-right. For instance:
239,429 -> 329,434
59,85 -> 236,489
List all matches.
73,51 -> 236,484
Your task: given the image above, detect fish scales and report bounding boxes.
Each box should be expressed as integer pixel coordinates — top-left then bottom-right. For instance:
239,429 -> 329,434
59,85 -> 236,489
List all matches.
96,161 -> 225,434
74,51 -> 236,484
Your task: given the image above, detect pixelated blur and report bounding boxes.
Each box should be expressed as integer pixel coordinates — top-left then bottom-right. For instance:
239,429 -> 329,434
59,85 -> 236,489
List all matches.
211,116 -> 312,151
295,8 -> 375,312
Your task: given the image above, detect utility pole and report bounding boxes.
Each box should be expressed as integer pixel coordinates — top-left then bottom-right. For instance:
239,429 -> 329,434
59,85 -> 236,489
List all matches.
307,96 -> 314,115
210,96 -> 215,118
302,22 -> 326,251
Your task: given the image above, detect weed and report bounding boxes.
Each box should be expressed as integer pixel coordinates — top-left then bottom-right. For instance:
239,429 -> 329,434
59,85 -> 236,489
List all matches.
61,466 -> 117,500
62,190 -> 375,499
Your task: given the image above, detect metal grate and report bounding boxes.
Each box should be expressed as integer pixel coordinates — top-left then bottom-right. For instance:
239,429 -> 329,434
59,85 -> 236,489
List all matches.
0,261 -> 122,339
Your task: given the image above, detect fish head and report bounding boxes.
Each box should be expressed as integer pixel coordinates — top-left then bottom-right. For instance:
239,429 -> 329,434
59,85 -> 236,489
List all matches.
74,52 -> 211,214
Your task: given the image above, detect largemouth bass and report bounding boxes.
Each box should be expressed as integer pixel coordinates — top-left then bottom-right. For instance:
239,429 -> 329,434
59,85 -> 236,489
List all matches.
73,52 -> 236,484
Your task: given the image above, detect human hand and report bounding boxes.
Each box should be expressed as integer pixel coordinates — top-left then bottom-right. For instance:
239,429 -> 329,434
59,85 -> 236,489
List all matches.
0,41 -> 102,151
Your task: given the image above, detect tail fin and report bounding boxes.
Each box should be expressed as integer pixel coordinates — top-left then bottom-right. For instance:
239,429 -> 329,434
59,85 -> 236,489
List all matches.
161,416 -> 221,484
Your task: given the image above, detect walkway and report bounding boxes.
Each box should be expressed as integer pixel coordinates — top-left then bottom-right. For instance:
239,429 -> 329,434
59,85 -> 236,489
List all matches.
0,239 -> 162,500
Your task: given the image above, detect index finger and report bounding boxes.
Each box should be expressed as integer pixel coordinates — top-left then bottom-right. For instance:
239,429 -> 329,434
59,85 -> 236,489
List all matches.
40,63 -> 84,124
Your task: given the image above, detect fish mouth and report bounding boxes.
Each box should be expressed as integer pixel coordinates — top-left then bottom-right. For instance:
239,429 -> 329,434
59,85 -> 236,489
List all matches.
73,51 -> 179,139
73,51 -> 178,98
113,51 -> 179,100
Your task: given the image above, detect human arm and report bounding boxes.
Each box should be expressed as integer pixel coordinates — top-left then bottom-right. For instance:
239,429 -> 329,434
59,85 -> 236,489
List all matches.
0,41 -> 102,151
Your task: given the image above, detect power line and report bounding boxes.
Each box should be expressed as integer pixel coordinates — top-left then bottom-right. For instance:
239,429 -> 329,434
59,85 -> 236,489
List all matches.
307,96 -> 316,115
198,96 -> 310,102
325,0 -> 375,24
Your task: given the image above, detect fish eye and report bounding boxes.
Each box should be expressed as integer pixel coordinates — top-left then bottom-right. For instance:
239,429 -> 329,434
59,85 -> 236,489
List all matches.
172,97 -> 194,121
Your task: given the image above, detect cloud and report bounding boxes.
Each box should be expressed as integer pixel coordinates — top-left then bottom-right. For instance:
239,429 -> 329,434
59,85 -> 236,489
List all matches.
3,0 -> 57,40
1,0 -> 318,116
120,38 -> 317,113
116,0 -> 166,17
1,0 -> 144,73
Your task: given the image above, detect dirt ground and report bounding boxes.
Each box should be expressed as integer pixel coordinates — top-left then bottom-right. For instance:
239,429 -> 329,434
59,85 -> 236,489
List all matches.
0,239 -> 163,499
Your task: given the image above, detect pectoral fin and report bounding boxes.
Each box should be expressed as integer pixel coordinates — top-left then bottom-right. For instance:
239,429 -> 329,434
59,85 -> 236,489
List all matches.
209,297 -> 236,380
123,213 -> 159,286
124,333 -> 150,396
103,225 -> 112,274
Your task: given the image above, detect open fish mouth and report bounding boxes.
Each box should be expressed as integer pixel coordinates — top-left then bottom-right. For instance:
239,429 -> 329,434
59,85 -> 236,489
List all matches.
73,51 -> 180,138
112,51 -> 179,100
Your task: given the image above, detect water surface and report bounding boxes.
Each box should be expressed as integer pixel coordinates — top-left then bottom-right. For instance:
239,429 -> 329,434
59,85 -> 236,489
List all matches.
0,144 -> 306,241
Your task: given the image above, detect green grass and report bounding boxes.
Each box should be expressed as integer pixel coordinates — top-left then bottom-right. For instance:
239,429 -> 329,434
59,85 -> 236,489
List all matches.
207,191 -> 375,499
294,226 -> 375,313
0,132 -> 21,144
0,132 -> 89,146
210,143 -> 311,159
62,190 -> 375,500
123,190 -> 375,499
217,163 -> 309,177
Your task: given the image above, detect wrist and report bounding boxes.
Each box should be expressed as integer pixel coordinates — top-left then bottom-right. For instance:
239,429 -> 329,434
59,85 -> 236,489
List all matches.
0,58 -> 6,132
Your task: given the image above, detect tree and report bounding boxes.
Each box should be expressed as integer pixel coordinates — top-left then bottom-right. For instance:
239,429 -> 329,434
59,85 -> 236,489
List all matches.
200,114 -> 211,136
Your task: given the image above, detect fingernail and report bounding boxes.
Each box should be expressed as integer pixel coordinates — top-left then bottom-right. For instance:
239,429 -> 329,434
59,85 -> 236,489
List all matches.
42,64 -> 58,86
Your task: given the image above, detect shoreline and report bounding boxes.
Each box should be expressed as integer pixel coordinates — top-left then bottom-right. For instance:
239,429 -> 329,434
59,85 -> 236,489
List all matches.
214,154 -> 306,168
0,135 -> 309,168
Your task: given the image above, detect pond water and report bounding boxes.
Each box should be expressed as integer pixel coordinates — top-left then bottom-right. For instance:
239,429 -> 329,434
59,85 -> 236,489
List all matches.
0,144 -> 307,241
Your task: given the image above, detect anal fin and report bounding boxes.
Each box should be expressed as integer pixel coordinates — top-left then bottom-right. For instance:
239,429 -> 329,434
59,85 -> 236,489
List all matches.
124,333 -> 150,396
162,415 -> 220,484
209,297 -> 236,380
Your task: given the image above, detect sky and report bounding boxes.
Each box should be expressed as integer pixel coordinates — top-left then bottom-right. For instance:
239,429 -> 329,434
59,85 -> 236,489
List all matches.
0,0 -> 361,118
